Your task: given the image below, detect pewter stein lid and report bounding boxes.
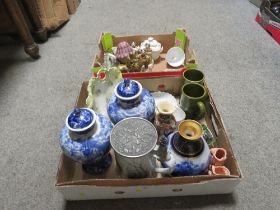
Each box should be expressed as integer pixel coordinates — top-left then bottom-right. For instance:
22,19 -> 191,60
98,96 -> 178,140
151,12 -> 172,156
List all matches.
110,117 -> 158,157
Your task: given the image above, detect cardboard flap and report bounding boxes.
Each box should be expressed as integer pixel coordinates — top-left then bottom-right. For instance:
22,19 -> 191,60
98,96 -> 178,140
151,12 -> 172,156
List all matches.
102,32 -> 113,52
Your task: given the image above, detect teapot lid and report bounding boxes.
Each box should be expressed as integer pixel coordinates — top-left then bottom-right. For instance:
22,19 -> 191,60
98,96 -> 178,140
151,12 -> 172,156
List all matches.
66,108 -> 96,132
110,117 -> 158,157
141,37 -> 161,49
115,79 -> 142,99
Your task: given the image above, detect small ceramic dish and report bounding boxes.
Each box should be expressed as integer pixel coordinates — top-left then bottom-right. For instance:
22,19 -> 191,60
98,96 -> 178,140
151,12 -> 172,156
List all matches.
166,47 -> 185,67
173,107 -> 186,123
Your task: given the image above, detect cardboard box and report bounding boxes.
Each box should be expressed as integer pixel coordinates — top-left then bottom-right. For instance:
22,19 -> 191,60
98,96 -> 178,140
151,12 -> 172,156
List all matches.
55,76 -> 242,200
92,30 -> 197,78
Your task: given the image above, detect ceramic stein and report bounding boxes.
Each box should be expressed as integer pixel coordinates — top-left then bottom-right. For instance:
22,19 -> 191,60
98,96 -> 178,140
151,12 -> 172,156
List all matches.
180,83 -> 208,120
107,78 -> 155,124
140,37 -> 163,60
161,120 -> 211,176
110,117 -> 175,178
60,108 -> 113,174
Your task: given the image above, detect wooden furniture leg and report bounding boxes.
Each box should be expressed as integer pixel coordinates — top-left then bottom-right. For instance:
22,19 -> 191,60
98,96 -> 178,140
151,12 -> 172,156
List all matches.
22,0 -> 48,42
4,0 -> 40,59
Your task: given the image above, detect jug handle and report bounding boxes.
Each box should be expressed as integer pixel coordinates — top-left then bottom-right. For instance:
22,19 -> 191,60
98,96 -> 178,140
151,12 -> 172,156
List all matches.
152,153 -> 176,175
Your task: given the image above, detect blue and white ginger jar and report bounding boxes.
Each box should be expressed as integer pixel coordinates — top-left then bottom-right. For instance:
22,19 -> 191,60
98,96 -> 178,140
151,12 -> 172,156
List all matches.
60,108 -> 113,174
162,120 -> 211,176
107,78 -> 155,124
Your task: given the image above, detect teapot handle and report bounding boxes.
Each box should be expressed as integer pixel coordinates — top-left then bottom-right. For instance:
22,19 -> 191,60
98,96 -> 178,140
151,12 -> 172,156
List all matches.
153,153 -> 176,175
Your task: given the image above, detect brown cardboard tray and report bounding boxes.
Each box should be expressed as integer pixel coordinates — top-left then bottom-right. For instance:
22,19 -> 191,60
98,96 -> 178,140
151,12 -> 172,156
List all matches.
92,30 -> 197,77
56,76 -> 242,200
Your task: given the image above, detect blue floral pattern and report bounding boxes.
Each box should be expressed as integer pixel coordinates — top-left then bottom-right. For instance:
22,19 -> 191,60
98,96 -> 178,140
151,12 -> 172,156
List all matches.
60,113 -> 113,165
107,88 -> 155,124
67,108 -> 93,129
117,79 -> 140,97
164,132 -> 211,176
172,157 -> 211,176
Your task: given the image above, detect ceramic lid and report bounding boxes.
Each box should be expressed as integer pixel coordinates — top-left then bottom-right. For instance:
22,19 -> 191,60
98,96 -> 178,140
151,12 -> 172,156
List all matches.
115,79 -> 142,99
110,118 -> 158,157
66,108 -> 96,132
141,37 -> 161,51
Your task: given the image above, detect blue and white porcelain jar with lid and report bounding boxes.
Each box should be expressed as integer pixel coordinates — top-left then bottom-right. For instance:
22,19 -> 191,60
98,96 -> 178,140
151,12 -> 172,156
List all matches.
59,108 -> 113,174
107,78 -> 155,124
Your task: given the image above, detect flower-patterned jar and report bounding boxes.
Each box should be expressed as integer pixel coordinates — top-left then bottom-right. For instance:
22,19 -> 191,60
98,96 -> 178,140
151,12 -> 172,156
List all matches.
107,78 -> 155,124
59,108 -> 113,174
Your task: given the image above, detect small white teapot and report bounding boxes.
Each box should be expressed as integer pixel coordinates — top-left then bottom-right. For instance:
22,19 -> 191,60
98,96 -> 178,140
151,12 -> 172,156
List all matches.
140,37 -> 163,61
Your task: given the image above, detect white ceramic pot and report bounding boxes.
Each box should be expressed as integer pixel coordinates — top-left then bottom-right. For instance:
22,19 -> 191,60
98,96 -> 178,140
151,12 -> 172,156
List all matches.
140,37 -> 163,61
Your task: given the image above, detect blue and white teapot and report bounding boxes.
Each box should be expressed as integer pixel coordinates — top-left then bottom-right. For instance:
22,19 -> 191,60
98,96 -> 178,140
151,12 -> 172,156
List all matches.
59,108 -> 113,174
161,120 -> 212,176
107,78 -> 155,124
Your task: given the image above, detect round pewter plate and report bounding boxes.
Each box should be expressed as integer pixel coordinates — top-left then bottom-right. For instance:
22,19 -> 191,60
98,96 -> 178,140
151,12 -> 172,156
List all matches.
110,117 -> 158,158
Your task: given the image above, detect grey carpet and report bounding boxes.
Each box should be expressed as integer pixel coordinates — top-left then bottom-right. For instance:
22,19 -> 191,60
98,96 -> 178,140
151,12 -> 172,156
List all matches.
0,0 -> 279,209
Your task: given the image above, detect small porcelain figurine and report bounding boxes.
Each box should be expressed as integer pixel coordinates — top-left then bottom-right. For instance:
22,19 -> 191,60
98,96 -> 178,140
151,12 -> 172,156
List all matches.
154,101 -> 176,136
104,53 -> 117,69
140,37 -> 163,60
115,41 -> 134,63
130,47 -> 153,71
113,42 -> 154,72
157,135 -> 169,162
107,78 -> 155,124
59,108 -> 113,174
161,120 -> 212,176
